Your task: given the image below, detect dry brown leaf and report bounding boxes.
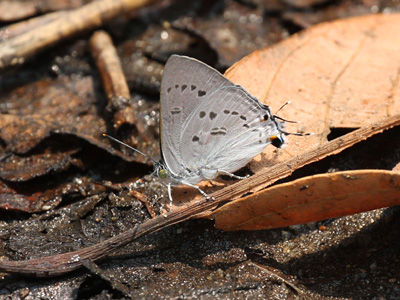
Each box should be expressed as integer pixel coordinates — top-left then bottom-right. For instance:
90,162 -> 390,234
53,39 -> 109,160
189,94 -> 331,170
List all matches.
225,13 -> 400,172
0,151 -> 78,182
212,169 -> 400,231
0,179 -> 108,213
0,76 -> 105,154
0,115 -> 56,154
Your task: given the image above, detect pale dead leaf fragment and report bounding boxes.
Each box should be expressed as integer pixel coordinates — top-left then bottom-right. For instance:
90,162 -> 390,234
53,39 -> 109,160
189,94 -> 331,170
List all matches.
212,170 -> 400,231
225,13 -> 400,171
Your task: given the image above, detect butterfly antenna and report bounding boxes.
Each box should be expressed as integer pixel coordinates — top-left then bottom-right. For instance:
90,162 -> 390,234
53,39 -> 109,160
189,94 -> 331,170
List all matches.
281,130 -> 313,137
102,134 -> 159,165
273,102 -> 313,136
274,115 -> 298,124
275,101 -> 291,114
273,101 -> 298,124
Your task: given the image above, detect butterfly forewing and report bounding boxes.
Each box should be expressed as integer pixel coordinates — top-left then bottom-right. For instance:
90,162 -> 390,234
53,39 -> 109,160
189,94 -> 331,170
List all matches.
160,55 -> 234,177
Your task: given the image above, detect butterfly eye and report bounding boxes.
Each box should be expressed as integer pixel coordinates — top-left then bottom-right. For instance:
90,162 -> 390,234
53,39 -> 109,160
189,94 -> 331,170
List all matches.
270,135 -> 284,148
158,168 -> 168,179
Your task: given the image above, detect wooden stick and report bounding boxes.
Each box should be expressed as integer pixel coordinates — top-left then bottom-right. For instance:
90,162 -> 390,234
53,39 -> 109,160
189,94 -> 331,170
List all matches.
90,30 -> 135,130
90,31 -> 130,102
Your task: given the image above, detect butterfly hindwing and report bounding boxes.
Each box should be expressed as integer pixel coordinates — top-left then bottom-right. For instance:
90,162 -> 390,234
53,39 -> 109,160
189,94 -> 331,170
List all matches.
180,86 -> 281,177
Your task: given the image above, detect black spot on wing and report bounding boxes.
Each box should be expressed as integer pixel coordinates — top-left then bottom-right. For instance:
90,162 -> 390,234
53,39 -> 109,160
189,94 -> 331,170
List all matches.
198,90 -> 206,97
181,85 -> 187,92
171,108 -> 181,115
199,111 -> 206,118
167,87 -> 172,93
210,127 -> 227,136
240,115 -> 247,121
223,110 -> 230,114
192,135 -> 200,142
191,85 -> 196,91
209,112 -> 217,120
231,111 -> 239,115
175,84 -> 179,89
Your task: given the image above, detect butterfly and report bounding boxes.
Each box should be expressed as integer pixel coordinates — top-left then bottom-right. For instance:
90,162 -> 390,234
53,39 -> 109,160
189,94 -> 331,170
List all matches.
156,55 -> 288,206
105,55 -> 293,209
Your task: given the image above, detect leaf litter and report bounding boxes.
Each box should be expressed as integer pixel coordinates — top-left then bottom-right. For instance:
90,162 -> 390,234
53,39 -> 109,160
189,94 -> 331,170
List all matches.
0,3 -> 395,298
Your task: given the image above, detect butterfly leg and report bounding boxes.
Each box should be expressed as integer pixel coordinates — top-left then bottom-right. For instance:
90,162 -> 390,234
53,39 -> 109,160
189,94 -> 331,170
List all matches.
218,170 -> 249,180
167,183 -> 173,209
180,180 -> 212,200
167,182 -> 211,210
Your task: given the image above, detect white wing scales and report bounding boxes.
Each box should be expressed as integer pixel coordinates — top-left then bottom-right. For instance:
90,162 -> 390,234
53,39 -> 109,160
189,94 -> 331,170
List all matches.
160,55 -> 235,177
160,55 -> 285,185
180,87 -> 282,182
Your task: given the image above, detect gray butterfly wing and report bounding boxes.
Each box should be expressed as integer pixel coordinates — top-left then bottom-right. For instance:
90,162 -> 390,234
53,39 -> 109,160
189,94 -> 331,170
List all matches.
160,55 -> 284,184
160,55 -> 235,177
180,86 -> 283,180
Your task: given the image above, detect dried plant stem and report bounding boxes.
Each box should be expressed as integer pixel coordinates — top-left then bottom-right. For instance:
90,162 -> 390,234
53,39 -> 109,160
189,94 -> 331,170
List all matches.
0,0 -> 157,70
90,30 -> 136,130
90,31 -> 131,101
1,113 -> 399,276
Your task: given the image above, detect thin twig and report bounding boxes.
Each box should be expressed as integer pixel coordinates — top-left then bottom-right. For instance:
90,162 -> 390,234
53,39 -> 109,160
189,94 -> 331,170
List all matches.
248,262 -> 304,295
90,30 -> 136,132
90,31 -> 131,101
